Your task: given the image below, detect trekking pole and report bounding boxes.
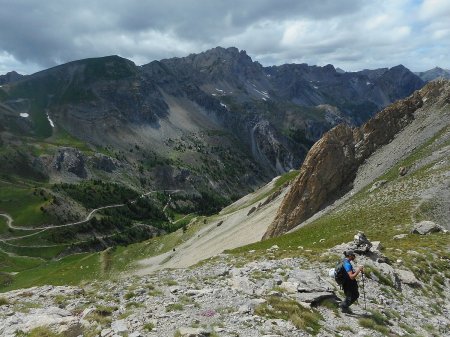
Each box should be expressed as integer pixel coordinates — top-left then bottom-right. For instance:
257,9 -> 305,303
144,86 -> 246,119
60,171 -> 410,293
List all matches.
361,271 -> 367,311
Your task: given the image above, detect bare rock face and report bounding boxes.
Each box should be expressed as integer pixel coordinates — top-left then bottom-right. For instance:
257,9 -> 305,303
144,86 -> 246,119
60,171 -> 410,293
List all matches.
52,147 -> 87,178
263,84 -> 429,239
250,119 -> 297,174
263,124 -> 357,238
91,153 -> 120,172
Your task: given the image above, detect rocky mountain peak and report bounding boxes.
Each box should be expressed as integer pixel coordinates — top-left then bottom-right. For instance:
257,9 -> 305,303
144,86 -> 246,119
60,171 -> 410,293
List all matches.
0,71 -> 24,85
415,66 -> 450,82
263,80 -> 449,239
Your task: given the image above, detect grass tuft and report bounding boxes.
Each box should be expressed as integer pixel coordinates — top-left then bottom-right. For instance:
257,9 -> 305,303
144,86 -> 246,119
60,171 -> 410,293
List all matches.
255,296 -> 322,334
358,316 -> 390,335
144,322 -> 155,331
166,303 -> 184,312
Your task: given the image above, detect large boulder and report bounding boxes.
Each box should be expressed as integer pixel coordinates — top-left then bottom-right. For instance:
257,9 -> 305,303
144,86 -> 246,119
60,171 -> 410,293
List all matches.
0,307 -> 81,337
284,269 -> 336,305
349,232 -> 373,254
396,269 -> 421,287
411,221 -> 444,235
329,232 -> 387,262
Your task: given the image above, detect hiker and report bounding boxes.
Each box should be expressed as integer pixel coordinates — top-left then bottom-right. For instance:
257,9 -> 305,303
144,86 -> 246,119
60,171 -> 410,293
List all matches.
339,250 -> 364,313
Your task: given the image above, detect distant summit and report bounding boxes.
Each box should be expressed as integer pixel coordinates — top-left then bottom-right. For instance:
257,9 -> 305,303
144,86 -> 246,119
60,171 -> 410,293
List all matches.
0,71 -> 23,85
415,66 -> 450,82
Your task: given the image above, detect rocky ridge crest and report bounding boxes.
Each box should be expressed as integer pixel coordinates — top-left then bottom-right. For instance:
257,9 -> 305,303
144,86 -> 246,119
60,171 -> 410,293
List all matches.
264,80 -> 449,238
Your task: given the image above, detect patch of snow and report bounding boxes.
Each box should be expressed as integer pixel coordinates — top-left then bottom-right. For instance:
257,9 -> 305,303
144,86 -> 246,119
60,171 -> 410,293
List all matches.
262,97 -> 267,101
313,86 -> 319,89
366,81 -> 372,85
19,113 -> 29,118
266,74 -> 271,77
220,103 -> 227,108
215,88 -> 224,93
253,87 -> 270,99
46,112 -> 55,128
212,93 -> 217,96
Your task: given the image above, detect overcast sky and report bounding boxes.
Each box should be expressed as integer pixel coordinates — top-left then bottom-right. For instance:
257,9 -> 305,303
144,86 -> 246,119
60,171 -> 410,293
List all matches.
1,0 -> 449,75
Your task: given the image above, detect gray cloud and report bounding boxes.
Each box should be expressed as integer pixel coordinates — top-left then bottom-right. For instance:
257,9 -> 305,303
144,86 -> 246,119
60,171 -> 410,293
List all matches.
0,0 -> 448,74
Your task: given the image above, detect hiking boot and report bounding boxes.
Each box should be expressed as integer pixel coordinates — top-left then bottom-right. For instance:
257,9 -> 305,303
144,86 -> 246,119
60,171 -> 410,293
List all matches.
340,305 -> 352,314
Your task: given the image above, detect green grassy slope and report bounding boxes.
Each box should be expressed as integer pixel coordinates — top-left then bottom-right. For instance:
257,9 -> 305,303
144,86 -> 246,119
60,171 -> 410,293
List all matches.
0,170 -> 299,292
230,125 -> 450,283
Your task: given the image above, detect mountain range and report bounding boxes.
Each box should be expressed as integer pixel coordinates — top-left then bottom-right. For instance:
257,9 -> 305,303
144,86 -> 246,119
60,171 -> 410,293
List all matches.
0,47 -> 426,182
0,46 -> 437,255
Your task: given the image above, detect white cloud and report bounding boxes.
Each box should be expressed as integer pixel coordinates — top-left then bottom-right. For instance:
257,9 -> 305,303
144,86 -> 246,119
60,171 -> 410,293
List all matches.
420,0 -> 450,19
0,51 -> 40,74
0,0 -> 448,74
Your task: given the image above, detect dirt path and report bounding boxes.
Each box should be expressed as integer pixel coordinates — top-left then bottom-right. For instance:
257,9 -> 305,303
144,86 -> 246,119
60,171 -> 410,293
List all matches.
0,213 -> 13,227
0,189 -> 183,244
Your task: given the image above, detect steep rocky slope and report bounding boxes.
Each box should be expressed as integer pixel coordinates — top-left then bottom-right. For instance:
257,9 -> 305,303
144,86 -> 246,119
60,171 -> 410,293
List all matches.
264,80 -> 450,238
1,229 -> 448,337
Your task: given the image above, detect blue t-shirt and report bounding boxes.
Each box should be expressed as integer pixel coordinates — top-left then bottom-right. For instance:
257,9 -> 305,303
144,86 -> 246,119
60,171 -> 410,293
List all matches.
343,258 -> 353,273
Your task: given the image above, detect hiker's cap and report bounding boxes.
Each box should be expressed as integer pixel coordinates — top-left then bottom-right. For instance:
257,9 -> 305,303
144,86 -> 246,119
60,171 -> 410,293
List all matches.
345,250 -> 356,257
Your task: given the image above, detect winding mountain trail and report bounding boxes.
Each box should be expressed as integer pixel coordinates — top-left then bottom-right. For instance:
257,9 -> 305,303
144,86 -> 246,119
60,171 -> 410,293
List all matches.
0,213 -> 13,228
0,189 -> 183,245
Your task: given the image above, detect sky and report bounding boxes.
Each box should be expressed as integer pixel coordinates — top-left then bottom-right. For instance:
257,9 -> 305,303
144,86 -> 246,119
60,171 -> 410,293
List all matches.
0,0 -> 449,75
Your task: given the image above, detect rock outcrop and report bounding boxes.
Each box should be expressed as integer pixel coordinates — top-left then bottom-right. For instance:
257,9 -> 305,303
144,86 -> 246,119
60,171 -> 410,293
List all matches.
263,82 -> 432,239
411,220 -> 445,235
1,249 -> 447,337
52,147 -> 87,178
91,153 -> 120,172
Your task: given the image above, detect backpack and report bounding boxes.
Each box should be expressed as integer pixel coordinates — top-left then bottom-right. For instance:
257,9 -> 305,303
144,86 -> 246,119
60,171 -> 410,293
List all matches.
334,260 -> 347,285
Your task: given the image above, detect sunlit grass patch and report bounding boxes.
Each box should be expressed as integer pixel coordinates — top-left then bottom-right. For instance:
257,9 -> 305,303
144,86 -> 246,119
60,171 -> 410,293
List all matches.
255,296 -> 322,334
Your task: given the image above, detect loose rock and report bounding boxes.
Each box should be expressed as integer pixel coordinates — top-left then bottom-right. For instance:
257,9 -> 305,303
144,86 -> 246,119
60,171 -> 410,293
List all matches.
411,221 -> 443,235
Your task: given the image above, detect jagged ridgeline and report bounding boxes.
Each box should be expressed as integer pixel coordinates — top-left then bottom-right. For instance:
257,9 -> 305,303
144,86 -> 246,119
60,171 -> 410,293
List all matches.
0,47 -> 425,264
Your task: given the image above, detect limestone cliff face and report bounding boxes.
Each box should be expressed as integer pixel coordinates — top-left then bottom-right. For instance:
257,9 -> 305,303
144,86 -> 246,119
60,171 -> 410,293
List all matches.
263,84 -> 428,239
